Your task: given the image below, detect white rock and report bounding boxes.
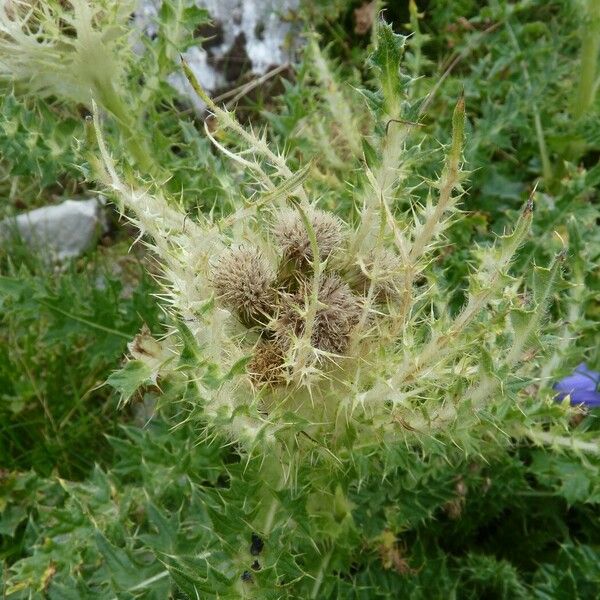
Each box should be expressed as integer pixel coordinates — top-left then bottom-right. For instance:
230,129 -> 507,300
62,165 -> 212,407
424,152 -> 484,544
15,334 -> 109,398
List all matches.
1,198 -> 106,261
136,0 -> 301,110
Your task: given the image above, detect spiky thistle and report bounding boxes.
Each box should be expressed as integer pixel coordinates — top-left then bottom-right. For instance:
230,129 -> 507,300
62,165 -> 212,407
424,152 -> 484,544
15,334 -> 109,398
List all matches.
210,246 -> 276,327
272,206 -> 345,268
273,274 -> 363,357
95,23 -> 599,489
87,27 -> 600,599
247,340 -> 286,388
350,248 -> 404,303
0,0 -> 155,171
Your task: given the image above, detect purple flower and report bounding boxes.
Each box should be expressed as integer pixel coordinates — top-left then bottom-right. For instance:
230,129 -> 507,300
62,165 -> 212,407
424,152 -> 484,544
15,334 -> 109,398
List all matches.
554,363 -> 600,408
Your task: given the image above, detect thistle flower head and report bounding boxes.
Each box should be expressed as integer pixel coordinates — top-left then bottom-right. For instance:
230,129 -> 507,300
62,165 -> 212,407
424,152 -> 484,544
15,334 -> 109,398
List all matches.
272,207 -> 345,267
312,274 -> 363,354
353,248 -> 404,302
248,340 -> 287,388
210,246 -> 276,326
273,274 -> 362,357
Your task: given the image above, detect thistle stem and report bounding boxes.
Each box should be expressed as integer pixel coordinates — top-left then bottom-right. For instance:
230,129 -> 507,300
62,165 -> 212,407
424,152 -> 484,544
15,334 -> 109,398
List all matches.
408,0 -> 424,92
310,547 -> 333,599
94,82 -> 156,174
262,497 -> 280,537
574,0 -> 600,120
423,94 -> 465,248
310,38 -> 362,157
392,198 -> 533,387
182,59 -> 309,204
257,457 -> 288,536
293,203 -> 322,374
521,428 -> 600,455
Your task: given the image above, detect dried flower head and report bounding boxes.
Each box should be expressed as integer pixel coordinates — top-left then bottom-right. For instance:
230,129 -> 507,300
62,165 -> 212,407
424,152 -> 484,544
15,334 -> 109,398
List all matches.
272,207 -> 345,266
354,249 -> 404,302
248,340 -> 287,387
211,246 -> 276,326
313,275 -> 363,354
273,274 -> 362,357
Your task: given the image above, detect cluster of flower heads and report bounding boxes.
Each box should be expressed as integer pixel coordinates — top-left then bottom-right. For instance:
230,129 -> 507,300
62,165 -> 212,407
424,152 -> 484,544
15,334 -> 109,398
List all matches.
210,206 -> 401,387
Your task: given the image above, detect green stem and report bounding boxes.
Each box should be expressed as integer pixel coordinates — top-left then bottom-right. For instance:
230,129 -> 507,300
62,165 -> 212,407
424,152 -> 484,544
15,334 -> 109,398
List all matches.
408,0 -> 423,92
94,81 -> 156,174
255,449 -> 288,536
574,0 -> 600,119
409,95 -> 465,262
262,496 -> 280,537
291,202 -> 322,376
310,547 -> 333,599
39,301 -> 131,339
391,198 -> 533,388
521,428 -> 600,455
310,38 -> 362,157
181,59 -> 310,204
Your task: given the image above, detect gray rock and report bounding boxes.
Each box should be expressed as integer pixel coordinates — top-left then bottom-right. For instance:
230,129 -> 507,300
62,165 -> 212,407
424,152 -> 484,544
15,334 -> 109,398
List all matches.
136,0 -> 300,109
132,392 -> 158,427
1,198 -> 106,261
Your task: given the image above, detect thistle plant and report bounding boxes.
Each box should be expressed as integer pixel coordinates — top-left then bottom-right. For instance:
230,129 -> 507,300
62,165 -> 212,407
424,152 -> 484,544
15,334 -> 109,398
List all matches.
0,0 -> 161,174
0,1 -> 598,596
85,22 -> 600,595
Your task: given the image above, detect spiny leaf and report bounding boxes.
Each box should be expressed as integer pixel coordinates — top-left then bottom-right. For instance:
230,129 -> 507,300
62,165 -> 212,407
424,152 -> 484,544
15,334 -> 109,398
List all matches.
106,360 -> 153,407
369,22 -> 408,115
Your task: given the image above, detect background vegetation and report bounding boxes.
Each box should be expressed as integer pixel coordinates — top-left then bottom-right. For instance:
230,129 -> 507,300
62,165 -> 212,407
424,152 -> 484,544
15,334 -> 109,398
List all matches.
1,0 -> 599,597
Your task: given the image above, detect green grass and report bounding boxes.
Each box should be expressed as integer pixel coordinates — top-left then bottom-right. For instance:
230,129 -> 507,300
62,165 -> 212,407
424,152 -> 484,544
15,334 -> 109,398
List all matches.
0,0 -> 599,598
0,238 -> 161,479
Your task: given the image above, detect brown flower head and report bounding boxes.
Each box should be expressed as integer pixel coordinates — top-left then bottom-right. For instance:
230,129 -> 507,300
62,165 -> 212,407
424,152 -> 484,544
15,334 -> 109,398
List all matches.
211,246 -> 276,326
272,207 -> 345,267
248,340 -> 287,387
313,274 -> 363,354
354,249 -> 403,302
273,274 -> 362,357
